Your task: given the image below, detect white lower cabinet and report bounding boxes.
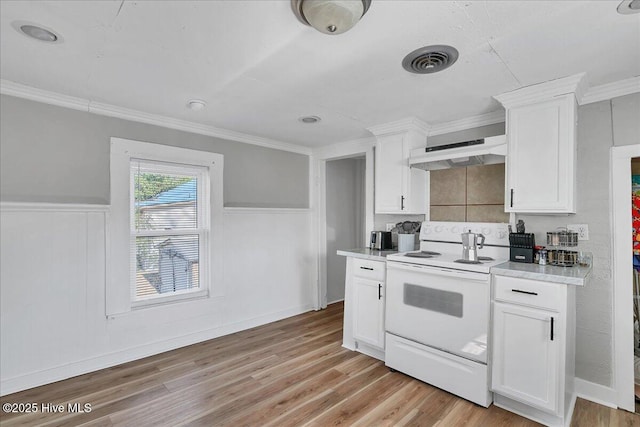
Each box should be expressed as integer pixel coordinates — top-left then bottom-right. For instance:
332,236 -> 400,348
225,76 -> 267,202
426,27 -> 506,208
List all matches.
342,256 -> 386,360
352,277 -> 384,349
492,302 -> 559,413
491,274 -> 576,427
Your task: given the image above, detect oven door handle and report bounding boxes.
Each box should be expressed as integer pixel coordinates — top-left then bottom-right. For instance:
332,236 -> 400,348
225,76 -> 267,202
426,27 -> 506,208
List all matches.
387,261 -> 489,282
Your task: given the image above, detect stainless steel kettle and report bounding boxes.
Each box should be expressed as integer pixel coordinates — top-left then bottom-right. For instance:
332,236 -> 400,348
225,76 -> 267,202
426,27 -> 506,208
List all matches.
461,230 -> 485,261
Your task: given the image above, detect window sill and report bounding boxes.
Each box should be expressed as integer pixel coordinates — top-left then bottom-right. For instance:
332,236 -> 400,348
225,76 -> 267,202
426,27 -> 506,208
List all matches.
131,288 -> 209,310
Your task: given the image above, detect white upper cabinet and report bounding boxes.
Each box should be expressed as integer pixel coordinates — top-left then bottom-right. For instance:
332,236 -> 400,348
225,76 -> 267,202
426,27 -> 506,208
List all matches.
495,73 -> 585,214
369,118 -> 429,214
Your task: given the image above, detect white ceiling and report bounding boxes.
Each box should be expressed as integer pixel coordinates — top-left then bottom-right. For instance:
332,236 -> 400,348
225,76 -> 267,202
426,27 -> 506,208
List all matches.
1,1 -> 639,148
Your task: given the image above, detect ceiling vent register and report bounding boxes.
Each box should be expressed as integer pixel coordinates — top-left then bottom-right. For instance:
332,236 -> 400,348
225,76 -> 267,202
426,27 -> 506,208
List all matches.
402,45 -> 459,74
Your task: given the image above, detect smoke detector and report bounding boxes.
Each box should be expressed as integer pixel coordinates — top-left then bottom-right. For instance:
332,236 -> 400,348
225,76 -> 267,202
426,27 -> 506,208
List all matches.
187,100 -> 206,111
402,45 -> 459,74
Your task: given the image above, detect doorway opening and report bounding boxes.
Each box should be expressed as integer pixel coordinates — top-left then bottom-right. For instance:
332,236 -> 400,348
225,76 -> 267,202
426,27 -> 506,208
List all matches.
632,157 -> 640,411
612,144 -> 640,413
325,157 -> 366,305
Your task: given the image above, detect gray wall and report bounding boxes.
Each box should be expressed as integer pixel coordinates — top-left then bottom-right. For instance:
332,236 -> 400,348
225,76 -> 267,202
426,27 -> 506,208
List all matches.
0,95 -> 309,207
519,92 -> 640,387
326,158 -> 365,304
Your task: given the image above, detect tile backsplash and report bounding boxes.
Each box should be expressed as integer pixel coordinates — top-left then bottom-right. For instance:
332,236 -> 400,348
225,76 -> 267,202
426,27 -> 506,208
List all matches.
430,163 -> 509,223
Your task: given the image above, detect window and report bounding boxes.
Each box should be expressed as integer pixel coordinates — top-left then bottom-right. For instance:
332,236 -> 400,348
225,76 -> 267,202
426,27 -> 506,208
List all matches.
108,138 -> 223,315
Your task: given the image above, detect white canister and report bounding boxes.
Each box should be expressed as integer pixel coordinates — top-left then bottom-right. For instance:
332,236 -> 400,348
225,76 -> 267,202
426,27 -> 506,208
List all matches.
397,233 -> 415,252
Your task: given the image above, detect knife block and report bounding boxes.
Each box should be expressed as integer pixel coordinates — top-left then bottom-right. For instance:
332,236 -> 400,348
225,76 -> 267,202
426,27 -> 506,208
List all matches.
509,233 -> 535,263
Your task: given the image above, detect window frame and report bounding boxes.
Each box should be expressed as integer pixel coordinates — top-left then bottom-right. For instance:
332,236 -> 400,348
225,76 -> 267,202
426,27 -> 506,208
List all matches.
130,159 -> 209,307
108,138 -> 223,316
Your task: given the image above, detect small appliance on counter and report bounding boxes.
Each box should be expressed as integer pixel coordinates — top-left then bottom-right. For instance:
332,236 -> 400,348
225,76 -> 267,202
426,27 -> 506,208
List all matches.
461,230 -> 485,262
509,232 -> 535,263
370,231 -> 393,250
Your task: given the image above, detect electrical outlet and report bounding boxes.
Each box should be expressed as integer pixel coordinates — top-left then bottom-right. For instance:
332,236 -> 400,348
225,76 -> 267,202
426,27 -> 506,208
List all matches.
386,223 -> 395,232
567,224 -> 589,240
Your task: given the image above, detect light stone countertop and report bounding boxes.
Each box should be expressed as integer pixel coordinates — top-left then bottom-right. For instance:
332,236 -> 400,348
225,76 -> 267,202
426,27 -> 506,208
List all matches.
491,261 -> 592,286
337,248 -> 398,262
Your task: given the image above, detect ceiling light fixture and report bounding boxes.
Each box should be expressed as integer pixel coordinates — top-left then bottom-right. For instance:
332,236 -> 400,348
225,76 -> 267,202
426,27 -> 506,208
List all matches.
12,21 -> 62,43
292,0 -> 372,35
617,0 -> 640,14
187,100 -> 207,110
299,116 -> 321,124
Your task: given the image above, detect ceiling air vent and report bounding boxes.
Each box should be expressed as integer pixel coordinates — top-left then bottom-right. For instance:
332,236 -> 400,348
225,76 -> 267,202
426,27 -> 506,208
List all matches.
402,45 -> 459,74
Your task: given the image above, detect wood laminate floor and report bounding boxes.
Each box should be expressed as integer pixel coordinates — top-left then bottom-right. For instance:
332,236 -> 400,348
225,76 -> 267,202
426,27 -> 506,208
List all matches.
1,302 -> 638,426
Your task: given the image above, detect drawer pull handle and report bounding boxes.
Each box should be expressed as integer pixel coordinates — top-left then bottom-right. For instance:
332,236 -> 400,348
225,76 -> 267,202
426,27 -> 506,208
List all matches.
550,317 -> 554,341
378,283 -> 382,300
360,266 -> 374,271
511,289 -> 538,296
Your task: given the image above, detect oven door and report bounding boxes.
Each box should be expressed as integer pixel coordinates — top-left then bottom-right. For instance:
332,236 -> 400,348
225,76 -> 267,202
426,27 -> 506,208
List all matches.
385,261 -> 490,363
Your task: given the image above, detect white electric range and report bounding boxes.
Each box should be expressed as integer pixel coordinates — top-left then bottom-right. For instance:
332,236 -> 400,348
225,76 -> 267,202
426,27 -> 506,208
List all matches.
385,221 -> 510,407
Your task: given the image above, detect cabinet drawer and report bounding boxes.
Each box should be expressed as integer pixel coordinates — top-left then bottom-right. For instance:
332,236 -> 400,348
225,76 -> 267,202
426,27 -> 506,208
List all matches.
493,275 -> 564,311
352,258 -> 385,281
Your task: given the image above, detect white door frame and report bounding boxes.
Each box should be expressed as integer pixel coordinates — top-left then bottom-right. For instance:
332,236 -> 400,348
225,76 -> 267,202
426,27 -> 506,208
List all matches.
612,143 -> 640,411
313,139 -> 375,309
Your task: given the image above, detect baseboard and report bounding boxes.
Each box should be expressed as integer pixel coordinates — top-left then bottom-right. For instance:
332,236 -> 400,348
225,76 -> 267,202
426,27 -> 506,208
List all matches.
327,298 -> 345,305
574,377 -> 618,409
1,303 -> 313,396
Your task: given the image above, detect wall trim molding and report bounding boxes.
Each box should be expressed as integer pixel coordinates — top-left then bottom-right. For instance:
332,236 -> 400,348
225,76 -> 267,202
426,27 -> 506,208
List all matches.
312,136 -> 375,160
574,378 -> 618,409
367,116 -> 430,136
494,73 -> 587,108
223,207 -> 312,214
0,303 -> 313,396
427,110 -> 506,136
3,77 -> 638,155
0,201 -> 110,212
0,80 -> 312,156
581,76 -> 640,105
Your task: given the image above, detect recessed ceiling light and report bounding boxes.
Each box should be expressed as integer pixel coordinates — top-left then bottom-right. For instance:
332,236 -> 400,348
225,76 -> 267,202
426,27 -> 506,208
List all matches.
299,116 -> 321,124
618,0 -> 640,14
12,21 -> 62,43
187,100 -> 206,111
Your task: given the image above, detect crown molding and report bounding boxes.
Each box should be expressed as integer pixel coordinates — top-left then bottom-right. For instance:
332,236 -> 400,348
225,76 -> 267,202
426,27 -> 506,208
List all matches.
367,116 -> 430,136
312,136 -> 375,160
0,80 -> 90,112
581,76 -> 640,105
428,110 -> 505,136
0,80 -> 312,156
494,73 -> 587,108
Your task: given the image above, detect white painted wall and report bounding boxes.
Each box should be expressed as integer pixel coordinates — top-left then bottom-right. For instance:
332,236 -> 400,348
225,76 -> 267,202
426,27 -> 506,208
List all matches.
0,204 -> 314,396
326,158 -> 365,304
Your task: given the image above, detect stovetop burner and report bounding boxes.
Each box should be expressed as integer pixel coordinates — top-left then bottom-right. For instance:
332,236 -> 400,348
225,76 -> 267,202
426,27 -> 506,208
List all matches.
454,256 -> 495,264
404,250 -> 442,259
455,259 -> 482,264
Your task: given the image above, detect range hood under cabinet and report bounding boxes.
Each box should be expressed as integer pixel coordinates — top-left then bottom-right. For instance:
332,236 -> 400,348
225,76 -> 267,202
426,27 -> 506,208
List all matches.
410,135 -> 507,171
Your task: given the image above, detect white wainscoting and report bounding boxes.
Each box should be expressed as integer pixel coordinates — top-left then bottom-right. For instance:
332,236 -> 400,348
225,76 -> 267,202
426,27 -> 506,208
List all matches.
0,203 -> 315,396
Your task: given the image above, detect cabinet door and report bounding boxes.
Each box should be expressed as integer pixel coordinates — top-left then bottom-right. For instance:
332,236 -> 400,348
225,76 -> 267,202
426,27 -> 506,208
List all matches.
375,134 -> 406,213
505,96 -> 575,213
491,301 -> 559,414
353,277 -> 385,349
